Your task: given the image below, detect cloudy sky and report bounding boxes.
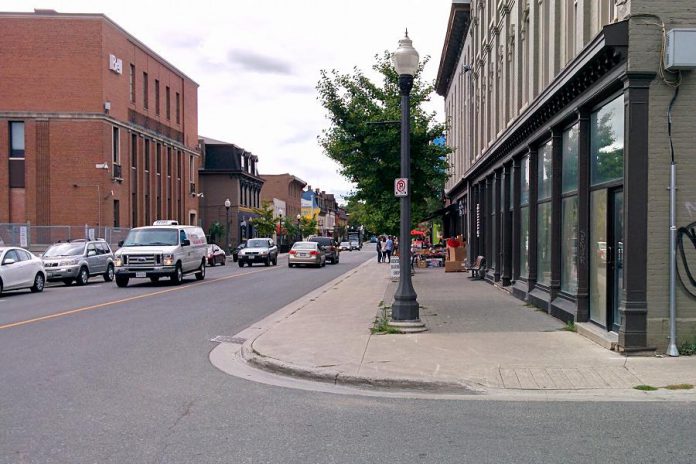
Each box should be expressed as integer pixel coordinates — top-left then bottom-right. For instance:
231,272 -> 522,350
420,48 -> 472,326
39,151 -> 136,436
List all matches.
3,0 -> 453,202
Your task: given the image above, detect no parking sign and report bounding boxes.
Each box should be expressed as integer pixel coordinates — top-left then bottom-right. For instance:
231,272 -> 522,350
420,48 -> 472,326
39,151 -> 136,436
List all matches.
394,178 -> 408,197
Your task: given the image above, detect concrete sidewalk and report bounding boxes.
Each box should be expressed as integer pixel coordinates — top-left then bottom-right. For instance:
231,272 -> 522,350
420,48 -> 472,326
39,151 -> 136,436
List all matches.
234,258 -> 696,397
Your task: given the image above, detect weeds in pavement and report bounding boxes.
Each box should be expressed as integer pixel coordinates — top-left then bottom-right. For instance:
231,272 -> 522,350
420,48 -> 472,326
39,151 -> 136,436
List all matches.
562,321 -> 577,332
678,339 -> 696,356
371,302 -> 400,335
634,385 -> 658,391
663,384 -> 694,390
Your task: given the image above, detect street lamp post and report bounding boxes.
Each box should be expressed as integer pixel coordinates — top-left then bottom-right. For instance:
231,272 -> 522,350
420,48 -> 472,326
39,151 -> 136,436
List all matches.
224,198 -> 231,255
389,31 -> 425,333
296,213 -> 302,242
278,209 -> 283,251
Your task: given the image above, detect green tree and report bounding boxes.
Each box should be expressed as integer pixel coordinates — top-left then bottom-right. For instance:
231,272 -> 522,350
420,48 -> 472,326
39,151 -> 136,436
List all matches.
250,202 -> 277,238
208,221 -> 224,244
299,216 -> 318,240
317,52 -> 450,236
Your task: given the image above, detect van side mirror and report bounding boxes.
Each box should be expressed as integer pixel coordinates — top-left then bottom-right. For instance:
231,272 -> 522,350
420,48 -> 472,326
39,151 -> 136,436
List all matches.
118,240 -> 124,247
3,258 -> 16,265
182,239 -> 191,246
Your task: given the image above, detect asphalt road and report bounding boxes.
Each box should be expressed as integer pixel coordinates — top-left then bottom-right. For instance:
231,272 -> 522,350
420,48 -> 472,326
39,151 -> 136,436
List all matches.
1,249 -> 696,464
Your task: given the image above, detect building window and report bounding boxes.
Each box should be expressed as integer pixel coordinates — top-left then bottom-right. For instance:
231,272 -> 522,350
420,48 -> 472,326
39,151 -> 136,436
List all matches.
132,192 -> 137,227
591,95 -> 624,186
537,140 -> 552,286
144,139 -> 150,171
156,143 -> 162,174
561,123 -> 579,294
112,126 -> 120,165
131,134 -> 137,169
519,155 -> 530,279
165,86 -> 171,119
155,80 -> 160,116
129,64 -> 135,103
143,72 -> 149,109
113,200 -> 120,227
9,121 -> 25,158
175,92 -> 180,124
176,150 -> 182,179
491,178 -> 497,270
167,147 -> 172,177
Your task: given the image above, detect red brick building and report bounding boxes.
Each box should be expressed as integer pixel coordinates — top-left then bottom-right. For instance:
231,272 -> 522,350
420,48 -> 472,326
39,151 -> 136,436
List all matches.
260,174 -> 307,222
0,9 -> 200,230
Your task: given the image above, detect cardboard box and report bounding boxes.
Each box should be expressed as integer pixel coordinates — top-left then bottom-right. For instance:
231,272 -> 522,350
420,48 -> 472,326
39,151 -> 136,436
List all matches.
444,260 -> 467,272
447,246 -> 466,262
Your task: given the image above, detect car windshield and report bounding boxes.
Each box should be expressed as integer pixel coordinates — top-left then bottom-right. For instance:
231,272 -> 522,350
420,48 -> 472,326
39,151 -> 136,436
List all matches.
122,228 -> 178,246
340,242 -> 350,246
293,243 -> 316,250
247,239 -> 269,248
43,243 -> 85,257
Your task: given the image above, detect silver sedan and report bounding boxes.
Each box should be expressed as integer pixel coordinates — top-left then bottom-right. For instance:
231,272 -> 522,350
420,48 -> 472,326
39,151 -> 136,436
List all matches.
288,241 -> 326,268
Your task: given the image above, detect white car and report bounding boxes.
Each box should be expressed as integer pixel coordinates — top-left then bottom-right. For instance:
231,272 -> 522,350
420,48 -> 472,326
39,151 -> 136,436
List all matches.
0,246 -> 46,295
350,241 -> 360,250
339,241 -> 351,251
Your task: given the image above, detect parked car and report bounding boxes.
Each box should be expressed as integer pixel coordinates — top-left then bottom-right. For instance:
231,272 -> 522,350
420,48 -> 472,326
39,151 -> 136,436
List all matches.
308,236 -> 339,264
238,238 -> 278,267
0,246 -> 46,295
207,244 -> 226,266
114,224 -> 207,287
288,241 -> 326,268
339,241 -> 351,252
350,240 -> 360,251
231,242 -> 246,262
42,239 -> 115,286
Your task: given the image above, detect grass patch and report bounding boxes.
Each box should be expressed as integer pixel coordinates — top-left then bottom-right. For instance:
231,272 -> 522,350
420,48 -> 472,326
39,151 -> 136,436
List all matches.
663,384 -> 694,390
634,385 -> 659,391
562,321 -> 577,332
371,303 -> 400,334
678,340 -> 696,356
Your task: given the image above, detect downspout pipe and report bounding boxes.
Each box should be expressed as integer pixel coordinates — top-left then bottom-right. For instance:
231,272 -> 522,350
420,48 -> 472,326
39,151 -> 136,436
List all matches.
666,86 -> 680,357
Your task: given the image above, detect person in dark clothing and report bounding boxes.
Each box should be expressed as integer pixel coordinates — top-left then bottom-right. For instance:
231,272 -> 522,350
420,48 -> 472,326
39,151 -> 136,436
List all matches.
376,237 -> 382,262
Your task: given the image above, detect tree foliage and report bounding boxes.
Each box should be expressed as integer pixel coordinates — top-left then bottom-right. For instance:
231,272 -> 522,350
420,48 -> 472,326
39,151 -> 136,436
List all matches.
317,52 -> 450,236
250,202 -> 277,238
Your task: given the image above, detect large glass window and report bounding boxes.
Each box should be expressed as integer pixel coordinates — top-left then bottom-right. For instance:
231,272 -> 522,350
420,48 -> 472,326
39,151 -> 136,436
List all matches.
491,179 -> 496,269
561,196 -> 578,293
9,122 -> 25,158
519,155 -> 530,279
591,95 -> 624,185
537,142 -> 552,286
561,123 -> 579,294
520,156 -> 530,204
537,141 -> 552,201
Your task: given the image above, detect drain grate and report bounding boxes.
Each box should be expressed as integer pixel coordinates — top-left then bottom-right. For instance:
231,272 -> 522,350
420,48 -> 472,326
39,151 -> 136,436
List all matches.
210,335 -> 247,344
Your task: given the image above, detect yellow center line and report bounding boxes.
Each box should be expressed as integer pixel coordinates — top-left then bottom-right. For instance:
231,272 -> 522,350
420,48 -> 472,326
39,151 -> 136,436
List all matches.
0,267 -> 275,331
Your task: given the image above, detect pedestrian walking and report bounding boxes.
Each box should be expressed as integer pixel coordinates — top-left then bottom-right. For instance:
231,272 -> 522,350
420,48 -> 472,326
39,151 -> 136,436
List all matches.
385,236 -> 394,263
380,236 -> 388,263
376,236 -> 382,262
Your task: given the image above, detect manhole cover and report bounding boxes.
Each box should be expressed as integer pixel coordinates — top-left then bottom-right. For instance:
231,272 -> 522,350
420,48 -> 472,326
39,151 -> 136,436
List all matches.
210,335 -> 247,344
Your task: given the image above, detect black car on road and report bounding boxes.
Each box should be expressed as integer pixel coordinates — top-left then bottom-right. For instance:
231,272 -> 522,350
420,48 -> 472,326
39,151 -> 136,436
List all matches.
308,236 -> 339,264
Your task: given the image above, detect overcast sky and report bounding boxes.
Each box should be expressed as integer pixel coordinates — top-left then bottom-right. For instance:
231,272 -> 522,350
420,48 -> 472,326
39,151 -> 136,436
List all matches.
3,0 -> 453,202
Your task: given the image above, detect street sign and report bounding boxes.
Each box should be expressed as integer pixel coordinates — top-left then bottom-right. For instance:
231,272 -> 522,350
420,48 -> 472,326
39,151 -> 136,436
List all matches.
394,178 -> 408,197
389,257 -> 400,281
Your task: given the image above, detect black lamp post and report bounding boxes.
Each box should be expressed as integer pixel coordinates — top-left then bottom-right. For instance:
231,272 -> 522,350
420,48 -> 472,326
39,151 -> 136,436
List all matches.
278,209 -> 283,251
389,31 -> 425,333
224,198 -> 231,255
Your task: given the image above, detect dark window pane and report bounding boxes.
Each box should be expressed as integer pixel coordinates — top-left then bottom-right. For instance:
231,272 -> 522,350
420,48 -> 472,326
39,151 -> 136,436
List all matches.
562,123 -> 579,193
537,202 -> 552,286
561,196 -> 579,294
519,205 -> 529,279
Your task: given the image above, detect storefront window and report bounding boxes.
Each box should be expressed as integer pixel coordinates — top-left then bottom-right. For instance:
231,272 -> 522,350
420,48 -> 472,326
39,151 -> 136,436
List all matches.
519,206 -> 529,279
537,202 -> 552,286
591,96 -> 624,185
561,196 -> 578,294
520,156 -> 530,204
491,179 -> 496,269
538,141 -> 552,200
562,124 -> 579,193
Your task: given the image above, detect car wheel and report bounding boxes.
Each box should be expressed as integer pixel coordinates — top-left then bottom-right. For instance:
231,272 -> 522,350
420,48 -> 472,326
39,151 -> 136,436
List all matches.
76,266 -> 89,286
63,279 -> 74,286
195,260 -> 206,280
0,279 -> 3,296
103,264 -> 115,282
288,262 -> 293,268
238,260 -> 244,268
171,264 -> 183,285
221,257 -> 226,266
273,255 -> 278,266
30,273 -> 45,293
264,257 -> 270,267
115,276 -> 129,287
321,258 -> 326,267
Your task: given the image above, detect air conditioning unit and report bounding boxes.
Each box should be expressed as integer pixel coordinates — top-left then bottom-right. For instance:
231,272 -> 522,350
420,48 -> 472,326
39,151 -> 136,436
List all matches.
665,29 -> 696,71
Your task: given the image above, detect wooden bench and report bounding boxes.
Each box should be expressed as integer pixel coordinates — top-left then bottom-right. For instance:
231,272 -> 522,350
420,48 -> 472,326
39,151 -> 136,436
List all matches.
468,256 -> 486,280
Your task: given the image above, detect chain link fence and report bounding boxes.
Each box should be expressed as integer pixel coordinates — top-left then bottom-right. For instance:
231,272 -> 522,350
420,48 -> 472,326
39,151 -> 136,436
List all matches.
0,224 -> 131,252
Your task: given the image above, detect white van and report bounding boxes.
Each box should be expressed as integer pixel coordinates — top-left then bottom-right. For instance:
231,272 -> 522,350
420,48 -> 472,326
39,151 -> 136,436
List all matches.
113,224 -> 207,287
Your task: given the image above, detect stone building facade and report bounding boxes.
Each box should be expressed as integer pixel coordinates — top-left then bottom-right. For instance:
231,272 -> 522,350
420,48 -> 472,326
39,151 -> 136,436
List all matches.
0,10 -> 201,229
436,0 -> 696,352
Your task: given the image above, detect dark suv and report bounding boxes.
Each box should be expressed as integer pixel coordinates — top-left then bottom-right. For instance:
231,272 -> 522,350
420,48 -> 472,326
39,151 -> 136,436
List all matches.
309,236 -> 339,264
42,239 -> 115,285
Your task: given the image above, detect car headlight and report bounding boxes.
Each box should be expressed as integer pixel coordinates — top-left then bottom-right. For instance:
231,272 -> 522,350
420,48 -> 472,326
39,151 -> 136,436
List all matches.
260,251 -> 268,256
59,258 -> 80,266
163,254 -> 174,266
114,256 -> 123,266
